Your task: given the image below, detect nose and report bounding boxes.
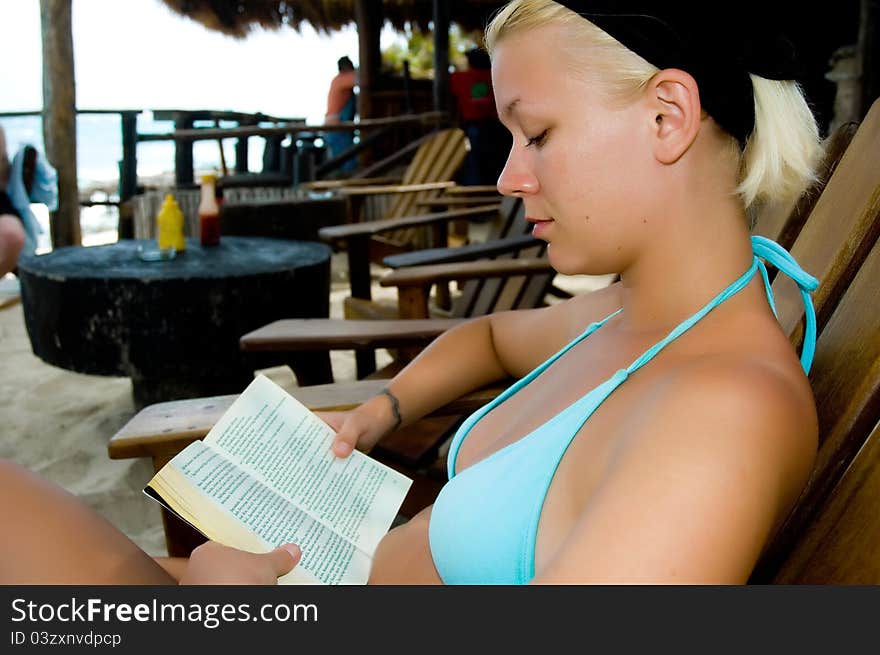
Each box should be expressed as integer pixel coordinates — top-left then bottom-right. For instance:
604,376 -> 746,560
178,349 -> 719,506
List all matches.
496,147 -> 539,197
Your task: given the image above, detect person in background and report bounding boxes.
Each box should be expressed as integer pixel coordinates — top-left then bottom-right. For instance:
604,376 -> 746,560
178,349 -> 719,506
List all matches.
323,55 -> 358,173
1,125 -> 57,259
450,47 -> 511,186
0,125 -> 26,277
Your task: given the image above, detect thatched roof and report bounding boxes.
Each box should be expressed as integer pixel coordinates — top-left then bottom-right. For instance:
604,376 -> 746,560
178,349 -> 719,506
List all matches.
159,1 -> 507,37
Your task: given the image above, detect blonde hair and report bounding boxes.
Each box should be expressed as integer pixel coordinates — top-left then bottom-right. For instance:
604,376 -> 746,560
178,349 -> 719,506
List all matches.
485,0 -> 823,209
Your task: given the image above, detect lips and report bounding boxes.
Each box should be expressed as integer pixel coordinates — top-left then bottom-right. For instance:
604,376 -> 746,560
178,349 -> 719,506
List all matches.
526,216 -> 554,239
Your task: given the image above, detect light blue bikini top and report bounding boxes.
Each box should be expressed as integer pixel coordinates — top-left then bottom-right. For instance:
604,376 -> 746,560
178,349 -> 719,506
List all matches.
428,236 -> 818,584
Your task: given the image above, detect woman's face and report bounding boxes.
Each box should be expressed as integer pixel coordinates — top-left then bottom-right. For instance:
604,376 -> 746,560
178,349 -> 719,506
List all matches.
492,25 -> 660,275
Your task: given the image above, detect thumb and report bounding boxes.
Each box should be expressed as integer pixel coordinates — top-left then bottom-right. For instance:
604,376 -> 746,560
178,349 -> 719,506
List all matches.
332,425 -> 359,458
268,544 -> 301,576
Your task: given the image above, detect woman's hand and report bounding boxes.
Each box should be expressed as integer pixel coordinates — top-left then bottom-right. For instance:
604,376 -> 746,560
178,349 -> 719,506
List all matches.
178,542 -> 301,585
318,389 -> 402,458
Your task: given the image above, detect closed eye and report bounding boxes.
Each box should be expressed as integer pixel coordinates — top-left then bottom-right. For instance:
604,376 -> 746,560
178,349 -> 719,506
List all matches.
525,129 -> 549,148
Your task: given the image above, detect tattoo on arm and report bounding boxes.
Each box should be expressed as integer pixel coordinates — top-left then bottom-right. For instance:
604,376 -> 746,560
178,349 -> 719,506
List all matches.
380,388 -> 402,431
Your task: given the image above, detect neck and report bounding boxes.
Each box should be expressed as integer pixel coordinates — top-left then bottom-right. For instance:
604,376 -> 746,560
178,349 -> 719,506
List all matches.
615,199 -> 758,336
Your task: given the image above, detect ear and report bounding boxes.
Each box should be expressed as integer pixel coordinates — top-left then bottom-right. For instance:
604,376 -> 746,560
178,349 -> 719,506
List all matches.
646,69 -> 702,164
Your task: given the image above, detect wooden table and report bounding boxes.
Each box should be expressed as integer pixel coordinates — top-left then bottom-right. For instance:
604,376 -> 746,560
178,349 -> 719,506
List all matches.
18,237 -> 332,407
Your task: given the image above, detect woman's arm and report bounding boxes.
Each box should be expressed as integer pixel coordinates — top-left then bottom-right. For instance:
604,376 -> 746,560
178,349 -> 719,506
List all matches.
326,288 -> 619,456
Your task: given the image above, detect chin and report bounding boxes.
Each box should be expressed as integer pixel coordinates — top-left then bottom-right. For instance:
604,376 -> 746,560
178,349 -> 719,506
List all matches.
546,246 -> 599,277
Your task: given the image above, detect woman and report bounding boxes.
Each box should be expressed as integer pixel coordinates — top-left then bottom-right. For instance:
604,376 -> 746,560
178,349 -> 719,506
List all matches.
0,0 -> 822,584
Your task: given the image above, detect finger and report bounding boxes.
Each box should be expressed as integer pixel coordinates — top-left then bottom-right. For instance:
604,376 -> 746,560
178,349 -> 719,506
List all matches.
331,429 -> 358,457
316,411 -> 346,431
268,544 -> 301,576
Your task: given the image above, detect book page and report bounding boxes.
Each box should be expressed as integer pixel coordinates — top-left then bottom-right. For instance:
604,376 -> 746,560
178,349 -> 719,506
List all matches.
204,374 -> 411,555
146,374 -> 412,584
150,441 -> 371,585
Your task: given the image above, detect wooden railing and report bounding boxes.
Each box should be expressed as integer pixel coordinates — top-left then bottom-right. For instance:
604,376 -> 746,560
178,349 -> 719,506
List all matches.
1,108 -> 449,206
139,110 -> 448,186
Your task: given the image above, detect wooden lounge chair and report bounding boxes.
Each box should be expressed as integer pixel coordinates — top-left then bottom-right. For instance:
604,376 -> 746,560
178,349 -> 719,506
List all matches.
750,229 -> 880,583
109,99 -> 880,560
311,196 -> 545,378
311,127 -> 470,263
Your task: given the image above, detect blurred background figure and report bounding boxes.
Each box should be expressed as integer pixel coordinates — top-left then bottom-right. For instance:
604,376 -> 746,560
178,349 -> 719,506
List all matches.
323,55 -> 358,173
450,47 -> 510,186
0,123 -> 58,259
0,125 -> 27,277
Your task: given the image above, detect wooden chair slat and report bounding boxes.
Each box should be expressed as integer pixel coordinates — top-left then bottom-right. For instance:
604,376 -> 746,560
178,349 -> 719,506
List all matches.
772,101 -> 880,346
772,421 -> 880,583
751,232 -> 880,582
491,243 -> 546,314
752,121 -> 859,250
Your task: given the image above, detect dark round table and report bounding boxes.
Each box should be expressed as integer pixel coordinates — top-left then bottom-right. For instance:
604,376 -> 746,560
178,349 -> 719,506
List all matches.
18,237 -> 332,407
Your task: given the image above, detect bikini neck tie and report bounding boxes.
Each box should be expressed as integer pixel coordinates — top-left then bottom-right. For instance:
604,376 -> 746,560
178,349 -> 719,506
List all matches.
750,235 -> 819,373
622,235 -> 819,380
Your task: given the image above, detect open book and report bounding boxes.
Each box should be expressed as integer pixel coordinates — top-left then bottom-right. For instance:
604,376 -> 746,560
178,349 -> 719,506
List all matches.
144,374 -> 412,584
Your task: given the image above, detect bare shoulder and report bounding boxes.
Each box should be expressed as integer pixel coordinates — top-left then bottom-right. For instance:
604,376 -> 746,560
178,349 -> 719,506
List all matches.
489,281 -> 623,377
647,354 -> 817,490
533,352 -> 818,584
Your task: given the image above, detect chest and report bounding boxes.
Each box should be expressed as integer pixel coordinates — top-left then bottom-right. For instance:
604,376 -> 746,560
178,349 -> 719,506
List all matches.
451,326 -> 689,570
455,326 -> 673,475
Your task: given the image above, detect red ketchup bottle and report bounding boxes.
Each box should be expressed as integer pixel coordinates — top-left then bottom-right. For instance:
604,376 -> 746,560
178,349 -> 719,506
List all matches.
198,174 -> 221,246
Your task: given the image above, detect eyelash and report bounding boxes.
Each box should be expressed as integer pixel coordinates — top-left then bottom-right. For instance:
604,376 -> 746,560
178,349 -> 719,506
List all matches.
525,129 -> 549,148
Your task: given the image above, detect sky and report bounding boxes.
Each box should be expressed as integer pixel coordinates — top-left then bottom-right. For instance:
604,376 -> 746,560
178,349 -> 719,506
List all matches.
0,0 -> 401,124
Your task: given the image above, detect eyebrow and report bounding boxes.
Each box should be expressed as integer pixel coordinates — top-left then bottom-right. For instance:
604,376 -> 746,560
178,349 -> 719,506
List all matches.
503,98 -> 521,117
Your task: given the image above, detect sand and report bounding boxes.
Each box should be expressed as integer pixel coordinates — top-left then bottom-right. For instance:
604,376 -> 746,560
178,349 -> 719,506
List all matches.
0,244 -> 612,559
0,294 -> 168,554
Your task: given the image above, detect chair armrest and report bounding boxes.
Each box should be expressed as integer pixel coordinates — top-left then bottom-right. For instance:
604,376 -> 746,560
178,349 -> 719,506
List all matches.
108,380 -> 509,460
383,235 -> 540,269
298,176 -> 401,191
239,317 -> 464,352
446,185 -> 499,195
415,196 -> 502,209
318,204 -> 501,241
381,257 -> 555,288
337,181 -> 456,196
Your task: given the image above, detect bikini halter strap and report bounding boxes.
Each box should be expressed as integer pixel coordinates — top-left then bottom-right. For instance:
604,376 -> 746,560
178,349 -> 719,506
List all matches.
750,235 -> 819,373
623,235 -> 819,381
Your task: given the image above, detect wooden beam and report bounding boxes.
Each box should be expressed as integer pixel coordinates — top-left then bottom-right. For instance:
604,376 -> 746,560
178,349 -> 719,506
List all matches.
40,0 -> 80,247
136,112 -> 447,143
119,111 -> 138,202
355,0 -> 383,120
433,0 -> 451,113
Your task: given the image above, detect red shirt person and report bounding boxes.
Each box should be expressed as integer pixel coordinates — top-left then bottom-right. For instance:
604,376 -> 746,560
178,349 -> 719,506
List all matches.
449,48 -> 509,186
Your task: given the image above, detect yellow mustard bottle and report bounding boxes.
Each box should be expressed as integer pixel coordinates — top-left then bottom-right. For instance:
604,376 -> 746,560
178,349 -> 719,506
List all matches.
156,193 -> 186,252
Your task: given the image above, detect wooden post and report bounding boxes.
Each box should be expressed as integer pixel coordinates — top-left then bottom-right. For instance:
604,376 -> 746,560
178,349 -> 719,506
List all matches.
403,60 -> 414,113
117,111 -> 138,240
119,111 -> 138,202
433,0 -> 451,113
355,0 -> 383,120
174,112 -> 194,186
40,0 -> 80,248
